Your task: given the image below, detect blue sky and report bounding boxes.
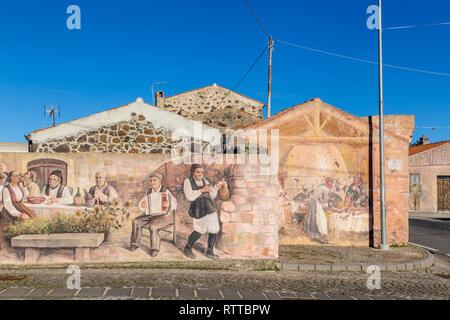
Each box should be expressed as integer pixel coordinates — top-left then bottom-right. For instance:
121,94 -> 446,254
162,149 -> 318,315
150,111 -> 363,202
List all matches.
0,0 -> 449,143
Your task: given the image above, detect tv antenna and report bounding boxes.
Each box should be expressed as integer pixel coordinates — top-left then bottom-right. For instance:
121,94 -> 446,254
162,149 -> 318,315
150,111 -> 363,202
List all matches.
151,82 -> 168,105
44,104 -> 61,127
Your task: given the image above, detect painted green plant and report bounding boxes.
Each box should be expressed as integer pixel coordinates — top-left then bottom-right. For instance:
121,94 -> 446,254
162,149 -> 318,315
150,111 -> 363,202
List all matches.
4,202 -> 130,241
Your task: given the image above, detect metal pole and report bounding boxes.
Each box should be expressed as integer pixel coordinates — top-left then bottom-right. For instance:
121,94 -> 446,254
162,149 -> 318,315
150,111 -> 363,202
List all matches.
378,0 -> 389,250
267,36 -> 273,118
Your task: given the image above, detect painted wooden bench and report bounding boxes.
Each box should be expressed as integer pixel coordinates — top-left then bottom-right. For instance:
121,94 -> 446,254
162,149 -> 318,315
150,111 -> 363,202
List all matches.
11,233 -> 104,264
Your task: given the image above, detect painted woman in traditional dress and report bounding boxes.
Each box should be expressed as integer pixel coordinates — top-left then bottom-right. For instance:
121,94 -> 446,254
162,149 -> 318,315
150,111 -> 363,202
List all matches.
1,170 -> 36,223
302,178 -> 339,243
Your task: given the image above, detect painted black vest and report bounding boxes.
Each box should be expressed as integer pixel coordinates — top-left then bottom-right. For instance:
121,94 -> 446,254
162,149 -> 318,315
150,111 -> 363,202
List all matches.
89,184 -> 112,205
44,184 -> 66,198
188,176 -> 216,219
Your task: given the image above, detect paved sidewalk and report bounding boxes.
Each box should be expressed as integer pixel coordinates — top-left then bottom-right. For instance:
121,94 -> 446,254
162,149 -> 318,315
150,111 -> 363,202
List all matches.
0,286 -> 421,300
409,212 -> 450,218
279,245 -> 433,272
0,253 -> 448,300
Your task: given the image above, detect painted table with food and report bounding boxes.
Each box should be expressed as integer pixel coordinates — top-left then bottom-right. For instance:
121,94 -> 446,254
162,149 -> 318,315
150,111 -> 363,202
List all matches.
25,196 -> 90,216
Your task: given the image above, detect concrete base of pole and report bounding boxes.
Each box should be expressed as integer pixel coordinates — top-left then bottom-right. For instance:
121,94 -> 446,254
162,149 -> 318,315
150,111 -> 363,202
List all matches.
379,244 -> 390,251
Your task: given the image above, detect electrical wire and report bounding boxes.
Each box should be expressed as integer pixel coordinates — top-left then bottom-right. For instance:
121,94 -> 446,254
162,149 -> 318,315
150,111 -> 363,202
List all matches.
215,44 -> 269,110
245,0 -> 270,37
384,21 -> 450,30
415,127 -> 450,129
276,39 -> 450,77
243,1 -> 450,77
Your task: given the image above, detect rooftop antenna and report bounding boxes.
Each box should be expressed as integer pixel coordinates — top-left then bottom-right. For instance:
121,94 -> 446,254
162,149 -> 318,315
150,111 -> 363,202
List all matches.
44,104 -> 61,127
151,82 -> 168,105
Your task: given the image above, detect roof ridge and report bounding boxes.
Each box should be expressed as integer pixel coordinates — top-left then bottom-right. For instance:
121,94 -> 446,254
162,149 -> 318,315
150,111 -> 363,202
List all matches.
164,84 -> 265,107
247,98 -> 411,142
409,140 -> 450,156
28,102 -> 131,136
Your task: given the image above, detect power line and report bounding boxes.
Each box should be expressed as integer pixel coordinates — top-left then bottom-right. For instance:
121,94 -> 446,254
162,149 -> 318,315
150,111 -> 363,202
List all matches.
276,39 -> 450,77
415,126 -> 450,129
215,44 -> 269,110
384,21 -> 450,30
245,0 -> 270,37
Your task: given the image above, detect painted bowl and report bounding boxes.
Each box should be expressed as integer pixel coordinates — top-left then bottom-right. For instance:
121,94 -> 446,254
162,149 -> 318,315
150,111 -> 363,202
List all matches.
27,196 -> 46,204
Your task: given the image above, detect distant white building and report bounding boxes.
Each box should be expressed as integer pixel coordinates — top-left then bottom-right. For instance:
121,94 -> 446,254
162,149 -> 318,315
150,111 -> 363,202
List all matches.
0,142 -> 28,153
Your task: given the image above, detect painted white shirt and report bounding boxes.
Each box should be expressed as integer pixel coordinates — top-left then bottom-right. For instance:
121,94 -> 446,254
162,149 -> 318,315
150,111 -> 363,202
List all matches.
41,185 -> 74,205
2,184 -> 29,217
183,178 -> 218,202
138,186 -> 177,215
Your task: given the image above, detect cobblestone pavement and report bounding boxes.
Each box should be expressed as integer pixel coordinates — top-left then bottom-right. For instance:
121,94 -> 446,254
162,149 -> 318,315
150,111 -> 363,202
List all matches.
0,254 -> 449,300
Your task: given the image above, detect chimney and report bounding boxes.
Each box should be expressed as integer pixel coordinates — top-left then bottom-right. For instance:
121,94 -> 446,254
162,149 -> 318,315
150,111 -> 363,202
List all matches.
156,91 -> 165,108
420,135 -> 429,145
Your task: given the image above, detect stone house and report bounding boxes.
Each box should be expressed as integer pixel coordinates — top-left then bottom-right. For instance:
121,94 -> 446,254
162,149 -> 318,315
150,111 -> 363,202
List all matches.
26,97 -> 219,154
155,83 -> 265,131
247,98 -> 415,247
26,84 -> 265,153
409,138 -> 450,212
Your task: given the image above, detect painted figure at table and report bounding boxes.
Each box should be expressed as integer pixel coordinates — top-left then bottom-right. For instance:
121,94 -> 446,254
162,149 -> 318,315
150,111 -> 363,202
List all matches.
1,170 -> 36,223
88,171 -> 119,206
22,171 -> 40,197
40,170 -> 74,205
0,172 -> 7,210
302,177 -> 341,243
182,164 -> 228,260
130,172 -> 177,257
343,174 -> 369,209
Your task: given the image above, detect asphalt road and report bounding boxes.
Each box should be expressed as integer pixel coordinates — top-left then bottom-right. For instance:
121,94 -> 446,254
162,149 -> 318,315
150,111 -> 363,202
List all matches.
409,217 -> 450,255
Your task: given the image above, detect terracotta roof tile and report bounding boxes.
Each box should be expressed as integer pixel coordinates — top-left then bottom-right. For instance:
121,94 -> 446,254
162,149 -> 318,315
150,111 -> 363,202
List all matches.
409,140 -> 450,156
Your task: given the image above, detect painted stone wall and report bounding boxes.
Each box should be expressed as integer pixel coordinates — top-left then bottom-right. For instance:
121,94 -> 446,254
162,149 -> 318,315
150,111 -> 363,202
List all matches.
31,115 -> 176,154
0,153 -> 278,264
159,159 -> 279,259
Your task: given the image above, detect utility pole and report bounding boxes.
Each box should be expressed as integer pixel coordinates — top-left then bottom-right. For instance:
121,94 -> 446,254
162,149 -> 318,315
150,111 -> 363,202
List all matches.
267,36 -> 273,118
378,0 -> 389,250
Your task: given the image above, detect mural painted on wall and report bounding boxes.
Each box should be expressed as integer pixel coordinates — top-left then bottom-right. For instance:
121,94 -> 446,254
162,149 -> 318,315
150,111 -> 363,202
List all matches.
0,154 -> 279,264
277,143 -> 371,246
409,174 -> 421,212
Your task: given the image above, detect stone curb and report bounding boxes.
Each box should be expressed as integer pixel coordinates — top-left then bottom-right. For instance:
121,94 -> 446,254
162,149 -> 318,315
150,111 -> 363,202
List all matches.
281,249 -> 434,272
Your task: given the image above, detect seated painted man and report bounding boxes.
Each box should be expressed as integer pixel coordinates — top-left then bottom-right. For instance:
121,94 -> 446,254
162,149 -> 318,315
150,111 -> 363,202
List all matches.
22,171 -> 40,197
40,170 -> 73,205
1,170 -> 36,223
130,172 -> 177,257
88,171 -> 119,206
